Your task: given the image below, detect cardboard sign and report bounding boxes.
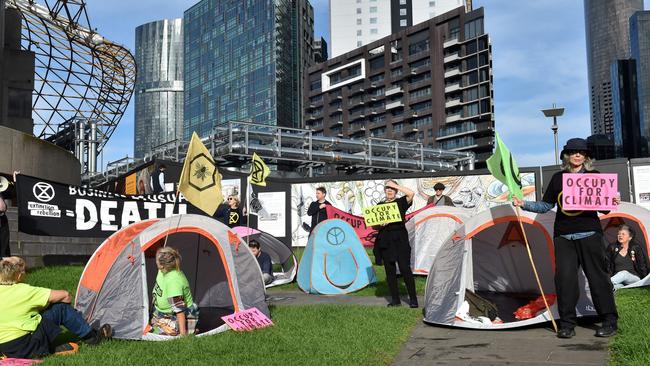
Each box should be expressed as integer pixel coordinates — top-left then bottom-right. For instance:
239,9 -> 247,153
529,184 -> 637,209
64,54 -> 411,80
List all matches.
221,307 -> 274,332
362,202 -> 402,226
562,173 -> 618,211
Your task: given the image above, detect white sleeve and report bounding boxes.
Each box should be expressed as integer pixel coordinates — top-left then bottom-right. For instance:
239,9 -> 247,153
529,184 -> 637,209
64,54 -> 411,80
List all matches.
159,172 -> 165,190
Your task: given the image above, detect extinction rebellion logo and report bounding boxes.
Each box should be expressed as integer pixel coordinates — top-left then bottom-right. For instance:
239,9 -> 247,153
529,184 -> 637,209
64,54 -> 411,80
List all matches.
28,181 -> 61,218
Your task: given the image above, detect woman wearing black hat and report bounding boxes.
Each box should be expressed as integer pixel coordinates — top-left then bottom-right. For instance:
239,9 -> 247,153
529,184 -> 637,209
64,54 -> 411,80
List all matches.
374,180 -> 418,308
513,138 -> 619,339
426,182 -> 454,206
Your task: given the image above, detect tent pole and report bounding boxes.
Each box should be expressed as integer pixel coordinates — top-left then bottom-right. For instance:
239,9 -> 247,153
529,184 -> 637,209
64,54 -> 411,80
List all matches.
163,190 -> 181,247
515,206 -> 558,333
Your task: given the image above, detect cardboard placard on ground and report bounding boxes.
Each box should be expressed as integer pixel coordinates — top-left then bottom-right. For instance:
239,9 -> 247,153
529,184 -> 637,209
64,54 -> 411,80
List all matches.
362,202 -> 402,226
221,307 -> 274,332
562,173 -> 618,211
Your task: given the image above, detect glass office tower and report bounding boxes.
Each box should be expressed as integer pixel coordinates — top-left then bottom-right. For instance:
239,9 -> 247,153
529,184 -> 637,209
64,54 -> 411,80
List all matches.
183,0 -> 314,138
134,19 -> 184,158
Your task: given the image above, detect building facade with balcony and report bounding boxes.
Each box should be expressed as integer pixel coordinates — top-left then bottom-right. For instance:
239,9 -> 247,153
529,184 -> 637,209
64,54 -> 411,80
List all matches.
304,6 -> 494,167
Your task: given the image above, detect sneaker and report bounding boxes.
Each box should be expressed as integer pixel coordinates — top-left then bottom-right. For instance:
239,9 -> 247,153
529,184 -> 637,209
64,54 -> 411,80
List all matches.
556,328 -> 576,339
595,325 -> 617,337
54,342 -> 79,356
409,300 -> 419,309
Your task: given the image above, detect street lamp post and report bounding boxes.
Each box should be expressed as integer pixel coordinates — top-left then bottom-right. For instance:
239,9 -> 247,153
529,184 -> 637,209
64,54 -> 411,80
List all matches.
541,104 -> 565,165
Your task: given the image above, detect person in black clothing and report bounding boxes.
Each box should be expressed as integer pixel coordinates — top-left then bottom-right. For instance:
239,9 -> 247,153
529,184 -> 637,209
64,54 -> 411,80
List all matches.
249,240 -> 274,285
606,225 -> 648,289
307,187 -> 331,234
374,180 -> 418,308
0,191 -> 9,257
513,138 -> 620,339
426,182 -> 454,206
215,195 -> 246,228
150,164 -> 167,193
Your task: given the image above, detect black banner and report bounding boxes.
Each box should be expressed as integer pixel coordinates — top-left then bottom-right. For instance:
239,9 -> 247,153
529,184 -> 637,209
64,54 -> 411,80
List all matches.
17,175 -> 204,237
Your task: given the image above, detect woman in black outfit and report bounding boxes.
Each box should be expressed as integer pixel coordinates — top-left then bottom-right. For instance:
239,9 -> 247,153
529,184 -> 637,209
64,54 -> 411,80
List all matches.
606,224 -> 648,289
513,138 -> 619,339
374,180 -> 417,308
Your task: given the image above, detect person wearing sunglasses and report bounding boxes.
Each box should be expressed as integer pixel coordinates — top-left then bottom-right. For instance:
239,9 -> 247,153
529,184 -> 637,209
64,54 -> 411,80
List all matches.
426,182 -> 454,206
513,137 -> 620,339
214,194 -> 246,228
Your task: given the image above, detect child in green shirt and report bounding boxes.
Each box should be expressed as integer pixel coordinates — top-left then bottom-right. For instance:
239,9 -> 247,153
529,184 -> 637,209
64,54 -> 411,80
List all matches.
150,247 -> 199,336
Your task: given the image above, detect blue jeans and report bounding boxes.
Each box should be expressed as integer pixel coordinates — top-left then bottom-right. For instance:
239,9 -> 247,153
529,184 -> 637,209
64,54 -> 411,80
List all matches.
611,270 -> 641,290
41,303 -> 92,338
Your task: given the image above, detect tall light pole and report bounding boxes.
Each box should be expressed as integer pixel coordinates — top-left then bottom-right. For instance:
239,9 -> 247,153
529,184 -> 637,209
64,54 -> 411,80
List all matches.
541,104 -> 565,165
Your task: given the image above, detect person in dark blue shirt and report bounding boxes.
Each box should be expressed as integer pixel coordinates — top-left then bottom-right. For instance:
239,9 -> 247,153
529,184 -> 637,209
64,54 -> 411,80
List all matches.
249,240 -> 273,285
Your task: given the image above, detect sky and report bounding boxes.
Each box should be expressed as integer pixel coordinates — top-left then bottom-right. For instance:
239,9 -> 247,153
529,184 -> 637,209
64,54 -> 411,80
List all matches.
82,0 -> 646,169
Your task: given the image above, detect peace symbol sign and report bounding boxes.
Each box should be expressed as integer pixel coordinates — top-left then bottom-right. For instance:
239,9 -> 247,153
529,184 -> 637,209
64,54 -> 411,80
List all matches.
326,227 -> 346,245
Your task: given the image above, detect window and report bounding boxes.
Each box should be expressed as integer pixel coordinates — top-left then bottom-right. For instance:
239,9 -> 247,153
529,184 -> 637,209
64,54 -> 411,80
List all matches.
478,38 -> 488,51
391,67 -> 403,77
463,87 -> 478,102
409,39 -> 429,55
371,127 -> 386,137
309,95 -> 323,103
410,86 -> 431,98
370,73 -> 385,82
370,114 -> 385,123
479,52 -> 489,66
413,116 -> 432,128
400,8 -> 407,16
409,57 -> 430,69
465,40 -> 477,55
310,79 -> 321,91
465,56 -> 477,70
370,17 -> 377,24
393,123 -> 404,132
357,8 -> 362,14
411,71 -> 431,83
411,101 -> 431,112
464,102 -> 479,117
369,56 -> 385,71
464,18 -> 484,39
371,28 -> 378,34
448,17 -> 460,39
370,6 -> 377,13
357,30 -> 362,36
357,18 -> 362,25
400,19 -> 407,27
400,0 -> 406,4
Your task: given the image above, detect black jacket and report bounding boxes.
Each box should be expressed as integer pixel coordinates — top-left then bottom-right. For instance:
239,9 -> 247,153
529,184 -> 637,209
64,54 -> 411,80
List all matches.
307,200 -> 331,233
606,241 -> 649,279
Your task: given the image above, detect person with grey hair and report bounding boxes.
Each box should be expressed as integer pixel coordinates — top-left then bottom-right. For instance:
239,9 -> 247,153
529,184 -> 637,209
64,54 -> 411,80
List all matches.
513,137 -> 620,339
606,225 -> 648,289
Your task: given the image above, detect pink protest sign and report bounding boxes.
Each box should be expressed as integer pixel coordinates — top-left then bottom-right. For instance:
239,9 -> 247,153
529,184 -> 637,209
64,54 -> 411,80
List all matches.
221,307 -> 274,332
562,173 -> 618,211
0,359 -> 42,366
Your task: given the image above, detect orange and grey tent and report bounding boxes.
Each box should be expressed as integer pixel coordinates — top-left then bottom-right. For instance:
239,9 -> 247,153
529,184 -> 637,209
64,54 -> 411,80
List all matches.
75,214 -> 269,340
423,205 -> 598,329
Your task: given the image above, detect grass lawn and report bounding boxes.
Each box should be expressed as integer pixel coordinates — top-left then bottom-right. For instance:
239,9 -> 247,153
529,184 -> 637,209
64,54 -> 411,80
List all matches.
272,247 -> 427,297
609,287 -> 650,366
24,266 -> 421,366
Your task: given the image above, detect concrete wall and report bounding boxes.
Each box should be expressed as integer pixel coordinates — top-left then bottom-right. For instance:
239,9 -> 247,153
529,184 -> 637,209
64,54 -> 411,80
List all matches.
0,125 -> 80,185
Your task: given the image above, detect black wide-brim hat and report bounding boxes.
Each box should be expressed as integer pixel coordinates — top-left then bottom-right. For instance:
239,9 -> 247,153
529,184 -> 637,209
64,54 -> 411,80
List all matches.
560,137 -> 591,158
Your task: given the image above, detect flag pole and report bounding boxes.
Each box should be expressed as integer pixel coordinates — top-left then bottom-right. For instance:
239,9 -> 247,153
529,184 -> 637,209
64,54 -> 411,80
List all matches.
514,205 -> 558,333
163,188 -> 181,247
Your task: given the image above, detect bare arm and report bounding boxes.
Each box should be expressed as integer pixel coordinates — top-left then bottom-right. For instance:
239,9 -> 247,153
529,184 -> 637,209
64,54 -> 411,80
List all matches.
386,181 -> 414,203
48,290 -> 71,304
0,195 -> 6,213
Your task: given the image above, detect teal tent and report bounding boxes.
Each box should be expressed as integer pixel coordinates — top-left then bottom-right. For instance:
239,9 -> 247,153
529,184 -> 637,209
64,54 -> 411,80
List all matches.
297,219 -> 377,294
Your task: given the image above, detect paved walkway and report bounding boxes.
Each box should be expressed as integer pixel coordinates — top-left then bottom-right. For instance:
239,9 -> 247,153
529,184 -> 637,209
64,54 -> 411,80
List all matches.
265,288 -> 608,366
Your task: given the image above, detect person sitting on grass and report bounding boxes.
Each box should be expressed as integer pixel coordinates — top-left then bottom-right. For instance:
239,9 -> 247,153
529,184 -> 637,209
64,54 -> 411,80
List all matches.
249,240 -> 274,285
0,256 -> 112,359
150,247 -> 199,336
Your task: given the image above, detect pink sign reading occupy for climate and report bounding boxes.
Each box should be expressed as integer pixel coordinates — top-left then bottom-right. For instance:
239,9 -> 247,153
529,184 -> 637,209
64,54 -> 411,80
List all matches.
221,307 -> 274,332
562,173 -> 618,211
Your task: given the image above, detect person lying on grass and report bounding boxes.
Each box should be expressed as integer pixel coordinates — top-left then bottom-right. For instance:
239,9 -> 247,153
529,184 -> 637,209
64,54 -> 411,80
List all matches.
0,256 -> 112,359
150,247 -> 199,336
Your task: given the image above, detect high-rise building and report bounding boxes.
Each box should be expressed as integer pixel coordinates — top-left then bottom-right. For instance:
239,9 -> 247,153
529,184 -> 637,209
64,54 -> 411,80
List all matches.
134,19 -> 184,158
314,37 -> 328,63
630,11 -> 650,155
183,0 -> 314,138
610,59 -> 645,158
305,6 -> 494,167
584,0 -> 643,136
330,0 -> 469,57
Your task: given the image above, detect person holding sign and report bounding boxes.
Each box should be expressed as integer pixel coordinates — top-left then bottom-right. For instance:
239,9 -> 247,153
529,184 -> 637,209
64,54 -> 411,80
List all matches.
513,138 -> 620,338
374,180 -> 417,308
606,225 -> 648,289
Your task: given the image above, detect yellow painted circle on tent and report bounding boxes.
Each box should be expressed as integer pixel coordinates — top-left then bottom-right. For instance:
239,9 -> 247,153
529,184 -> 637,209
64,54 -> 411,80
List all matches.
558,191 -> 583,217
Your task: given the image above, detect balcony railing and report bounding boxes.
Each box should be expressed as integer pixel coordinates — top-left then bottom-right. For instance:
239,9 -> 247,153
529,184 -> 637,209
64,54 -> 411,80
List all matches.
444,83 -> 461,93
443,53 -> 460,63
436,122 -> 476,140
445,113 -> 462,123
443,37 -> 459,48
444,68 -> 461,78
445,98 -> 461,108
385,86 -> 403,96
386,100 -> 404,110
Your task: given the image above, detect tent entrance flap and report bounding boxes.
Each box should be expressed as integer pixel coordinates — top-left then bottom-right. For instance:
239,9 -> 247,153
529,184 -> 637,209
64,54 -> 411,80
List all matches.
470,221 -> 555,323
143,232 -> 235,333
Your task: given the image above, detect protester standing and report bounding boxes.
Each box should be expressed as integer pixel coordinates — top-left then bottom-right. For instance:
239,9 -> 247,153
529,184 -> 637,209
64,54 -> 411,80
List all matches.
0,190 -> 9,257
513,138 -> 619,338
307,187 -> 331,234
150,164 -> 167,193
374,180 -> 418,308
426,182 -> 454,206
215,195 -> 246,228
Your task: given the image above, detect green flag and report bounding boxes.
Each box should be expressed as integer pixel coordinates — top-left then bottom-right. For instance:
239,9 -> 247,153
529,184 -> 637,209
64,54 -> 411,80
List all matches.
486,133 -> 523,200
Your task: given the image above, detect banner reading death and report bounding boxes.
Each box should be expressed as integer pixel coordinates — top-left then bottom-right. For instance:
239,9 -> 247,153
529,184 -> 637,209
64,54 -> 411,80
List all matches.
17,175 -> 204,237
